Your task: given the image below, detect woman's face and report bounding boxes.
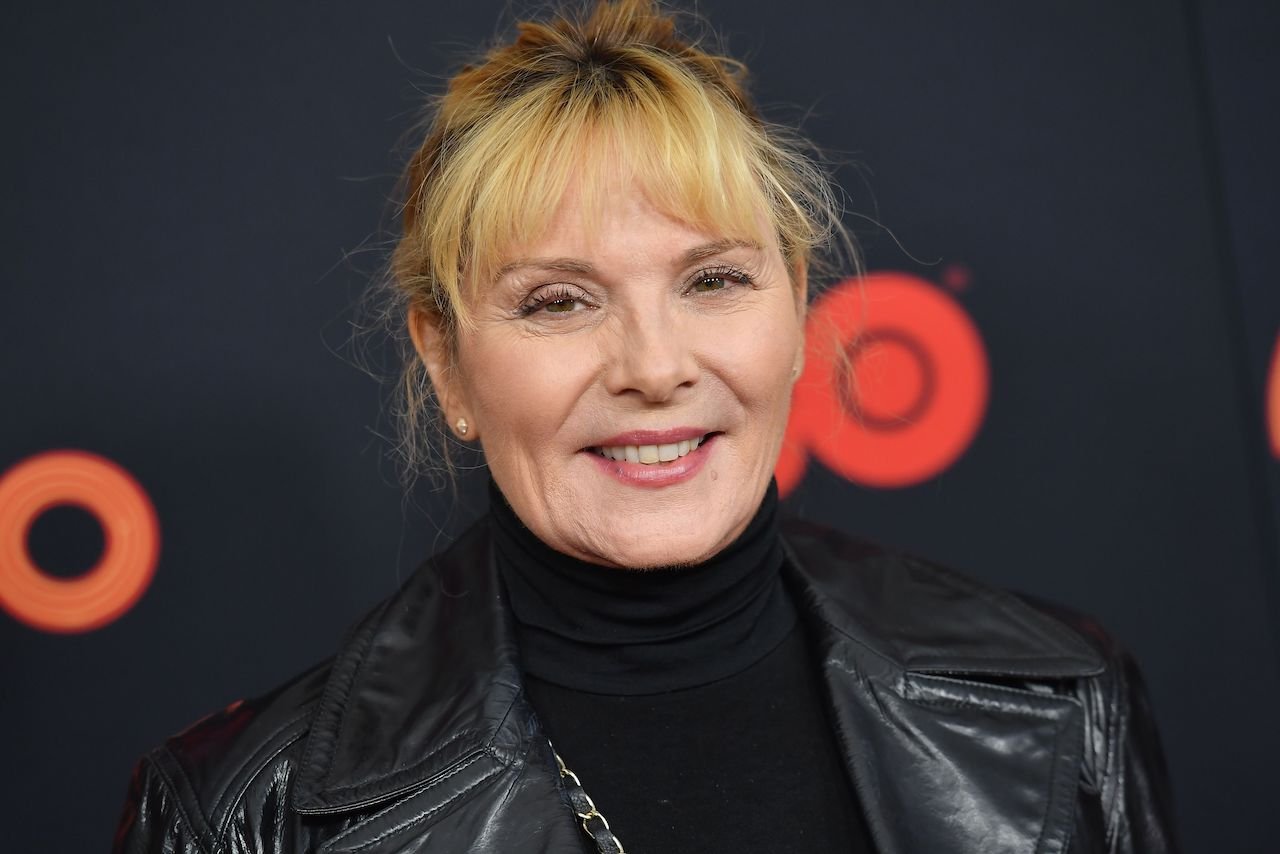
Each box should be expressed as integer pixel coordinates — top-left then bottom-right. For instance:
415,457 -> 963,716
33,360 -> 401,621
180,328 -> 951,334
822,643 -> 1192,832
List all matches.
423,180 -> 805,568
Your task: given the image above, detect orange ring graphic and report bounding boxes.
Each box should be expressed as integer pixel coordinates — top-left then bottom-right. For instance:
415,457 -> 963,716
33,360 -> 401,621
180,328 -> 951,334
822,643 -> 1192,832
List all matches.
0,450 -> 159,633
1268,331 -> 1280,459
783,272 -> 989,490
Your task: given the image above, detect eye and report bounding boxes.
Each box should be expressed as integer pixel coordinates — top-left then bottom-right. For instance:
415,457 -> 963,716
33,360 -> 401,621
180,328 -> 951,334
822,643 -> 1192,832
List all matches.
686,265 -> 753,295
543,297 -> 583,313
517,283 -> 595,318
691,276 -> 729,293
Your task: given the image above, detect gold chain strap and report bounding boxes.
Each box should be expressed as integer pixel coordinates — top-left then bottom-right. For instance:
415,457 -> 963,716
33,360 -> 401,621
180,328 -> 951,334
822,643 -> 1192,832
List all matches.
554,750 -> 627,854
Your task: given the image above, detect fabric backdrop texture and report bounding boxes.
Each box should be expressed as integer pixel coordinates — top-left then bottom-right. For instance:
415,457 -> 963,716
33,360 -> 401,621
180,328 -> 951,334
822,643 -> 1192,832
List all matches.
1,2 -> 1276,852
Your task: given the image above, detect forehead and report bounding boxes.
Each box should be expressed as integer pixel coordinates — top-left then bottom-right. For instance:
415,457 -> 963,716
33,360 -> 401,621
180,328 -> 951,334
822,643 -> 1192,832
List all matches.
464,117 -> 778,293
520,175 -> 770,252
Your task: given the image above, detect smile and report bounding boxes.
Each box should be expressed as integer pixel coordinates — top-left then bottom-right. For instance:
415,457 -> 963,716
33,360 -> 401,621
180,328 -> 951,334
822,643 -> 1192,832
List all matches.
593,434 -> 708,464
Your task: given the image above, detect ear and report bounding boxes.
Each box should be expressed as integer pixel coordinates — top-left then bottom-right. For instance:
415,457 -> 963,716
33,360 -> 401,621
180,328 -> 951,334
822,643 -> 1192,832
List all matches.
408,305 -> 477,441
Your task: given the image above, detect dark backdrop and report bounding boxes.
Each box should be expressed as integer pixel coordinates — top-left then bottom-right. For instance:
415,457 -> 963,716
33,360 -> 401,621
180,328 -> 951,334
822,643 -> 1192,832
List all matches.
2,1 -> 1276,851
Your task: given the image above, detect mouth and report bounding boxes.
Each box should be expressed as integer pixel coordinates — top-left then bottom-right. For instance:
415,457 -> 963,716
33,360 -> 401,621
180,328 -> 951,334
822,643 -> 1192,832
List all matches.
590,432 -> 715,465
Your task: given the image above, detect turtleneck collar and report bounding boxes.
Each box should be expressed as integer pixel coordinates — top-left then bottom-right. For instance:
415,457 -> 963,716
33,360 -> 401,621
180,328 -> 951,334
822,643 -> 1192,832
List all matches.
490,479 -> 795,695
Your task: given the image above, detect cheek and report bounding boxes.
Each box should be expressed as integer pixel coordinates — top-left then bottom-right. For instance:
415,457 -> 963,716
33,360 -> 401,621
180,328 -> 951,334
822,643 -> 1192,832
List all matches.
759,305 -> 805,379
457,334 -> 589,457
718,310 -> 804,421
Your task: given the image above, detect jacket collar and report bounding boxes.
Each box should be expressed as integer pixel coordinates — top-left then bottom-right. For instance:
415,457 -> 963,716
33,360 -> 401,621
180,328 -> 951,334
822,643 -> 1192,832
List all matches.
781,520 -> 1103,679
292,519 -> 523,814
782,520 -> 1103,854
294,516 -> 1103,853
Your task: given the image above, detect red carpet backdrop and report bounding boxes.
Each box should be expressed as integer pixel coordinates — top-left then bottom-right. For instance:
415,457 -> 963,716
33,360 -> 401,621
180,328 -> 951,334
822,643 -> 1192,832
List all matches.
2,1 -> 1276,851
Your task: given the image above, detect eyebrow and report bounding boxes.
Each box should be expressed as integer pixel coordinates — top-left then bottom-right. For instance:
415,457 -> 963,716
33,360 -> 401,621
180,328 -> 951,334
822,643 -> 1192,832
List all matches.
679,238 -> 762,266
494,257 -> 596,279
494,238 -> 763,281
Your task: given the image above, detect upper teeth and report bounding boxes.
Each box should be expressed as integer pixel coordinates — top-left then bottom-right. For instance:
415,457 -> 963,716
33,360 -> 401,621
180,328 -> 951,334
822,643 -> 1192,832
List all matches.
597,435 -> 705,464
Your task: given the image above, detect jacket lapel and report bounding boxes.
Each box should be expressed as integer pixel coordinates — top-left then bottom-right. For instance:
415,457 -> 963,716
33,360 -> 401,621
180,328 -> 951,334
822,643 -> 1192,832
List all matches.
291,520 -> 528,815
290,520 -> 589,851
783,522 -> 1104,854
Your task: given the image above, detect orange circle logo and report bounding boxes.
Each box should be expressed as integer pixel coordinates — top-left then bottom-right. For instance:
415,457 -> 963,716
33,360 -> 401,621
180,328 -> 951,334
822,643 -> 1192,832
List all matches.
0,450 -> 159,633
777,272 -> 990,493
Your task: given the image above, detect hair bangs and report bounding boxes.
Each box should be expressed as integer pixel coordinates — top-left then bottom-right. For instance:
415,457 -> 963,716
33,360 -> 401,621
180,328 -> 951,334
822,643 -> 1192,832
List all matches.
436,64 -> 778,328
601,75 -> 772,251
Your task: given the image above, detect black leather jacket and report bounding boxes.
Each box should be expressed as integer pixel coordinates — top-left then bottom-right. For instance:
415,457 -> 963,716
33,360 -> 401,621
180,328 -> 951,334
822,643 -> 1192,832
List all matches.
113,519 -> 1180,853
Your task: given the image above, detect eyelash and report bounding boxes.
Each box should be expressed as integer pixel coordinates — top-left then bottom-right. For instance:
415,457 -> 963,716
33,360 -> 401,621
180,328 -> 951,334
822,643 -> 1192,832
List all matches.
687,265 -> 754,294
515,265 -> 755,318
516,284 -> 588,317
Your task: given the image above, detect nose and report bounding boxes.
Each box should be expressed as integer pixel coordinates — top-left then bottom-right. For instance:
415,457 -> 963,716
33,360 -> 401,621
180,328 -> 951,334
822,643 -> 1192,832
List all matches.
603,307 -> 699,402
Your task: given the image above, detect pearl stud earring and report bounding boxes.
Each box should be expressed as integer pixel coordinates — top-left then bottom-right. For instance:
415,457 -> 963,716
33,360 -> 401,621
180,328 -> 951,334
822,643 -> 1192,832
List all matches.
456,417 -> 469,437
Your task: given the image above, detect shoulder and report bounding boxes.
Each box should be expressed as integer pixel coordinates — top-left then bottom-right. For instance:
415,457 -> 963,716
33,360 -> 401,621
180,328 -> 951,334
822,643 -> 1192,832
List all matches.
115,520 -> 502,852
782,519 -> 1181,849
121,656 -> 332,851
780,517 -> 1107,678
779,517 -> 1149,789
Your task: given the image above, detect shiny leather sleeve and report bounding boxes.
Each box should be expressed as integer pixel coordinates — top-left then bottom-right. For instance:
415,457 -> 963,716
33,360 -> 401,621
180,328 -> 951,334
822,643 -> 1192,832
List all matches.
1057,608 -> 1181,854
112,753 -> 211,854
1113,648 -> 1180,853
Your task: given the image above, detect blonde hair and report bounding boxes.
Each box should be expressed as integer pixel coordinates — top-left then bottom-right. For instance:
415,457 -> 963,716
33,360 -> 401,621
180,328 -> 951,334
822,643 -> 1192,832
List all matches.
385,0 -> 853,480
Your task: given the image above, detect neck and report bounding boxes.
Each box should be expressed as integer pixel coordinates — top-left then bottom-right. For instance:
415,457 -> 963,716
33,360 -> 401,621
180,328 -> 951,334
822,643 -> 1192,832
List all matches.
490,479 -> 795,695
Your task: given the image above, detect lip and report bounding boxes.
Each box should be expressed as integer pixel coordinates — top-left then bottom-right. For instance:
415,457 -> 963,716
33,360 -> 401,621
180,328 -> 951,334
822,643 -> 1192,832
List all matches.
582,432 -> 717,489
589,427 -> 711,447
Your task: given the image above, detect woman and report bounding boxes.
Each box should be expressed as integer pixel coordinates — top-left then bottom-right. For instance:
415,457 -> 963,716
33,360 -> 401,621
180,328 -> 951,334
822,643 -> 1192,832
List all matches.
114,1 -> 1179,851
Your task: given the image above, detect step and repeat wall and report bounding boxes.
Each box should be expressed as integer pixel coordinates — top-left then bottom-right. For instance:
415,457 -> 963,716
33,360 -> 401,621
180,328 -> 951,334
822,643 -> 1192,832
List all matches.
2,2 -> 1276,851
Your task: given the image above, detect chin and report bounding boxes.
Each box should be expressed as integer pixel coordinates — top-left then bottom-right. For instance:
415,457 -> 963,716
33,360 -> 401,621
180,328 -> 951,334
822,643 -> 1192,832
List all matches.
593,523 -> 729,570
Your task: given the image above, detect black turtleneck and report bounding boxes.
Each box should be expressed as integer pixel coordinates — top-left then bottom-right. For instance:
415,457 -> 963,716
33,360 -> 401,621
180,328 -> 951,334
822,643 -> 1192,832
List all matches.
492,479 -> 794,694
491,480 -> 872,853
